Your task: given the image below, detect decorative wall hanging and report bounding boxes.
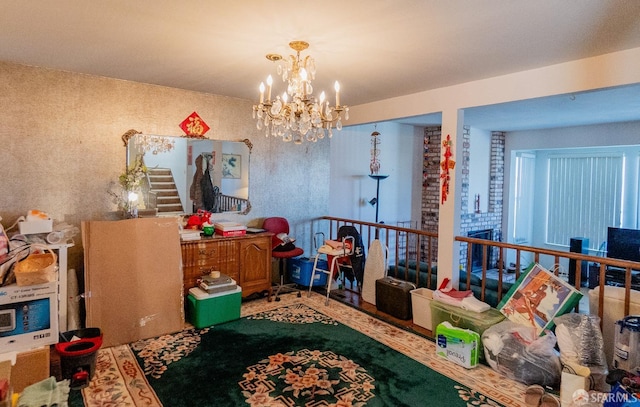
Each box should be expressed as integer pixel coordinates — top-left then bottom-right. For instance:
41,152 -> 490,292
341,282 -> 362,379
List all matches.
370,129 -> 381,175
440,134 -> 456,204
368,126 -> 388,223
179,111 -> 210,137
222,154 -> 241,179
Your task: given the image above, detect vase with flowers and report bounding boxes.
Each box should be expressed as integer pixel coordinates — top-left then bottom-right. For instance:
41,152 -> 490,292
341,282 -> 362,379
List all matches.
109,155 -> 148,218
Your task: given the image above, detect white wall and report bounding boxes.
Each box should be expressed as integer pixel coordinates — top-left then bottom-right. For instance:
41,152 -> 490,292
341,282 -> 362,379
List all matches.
329,122 -> 422,226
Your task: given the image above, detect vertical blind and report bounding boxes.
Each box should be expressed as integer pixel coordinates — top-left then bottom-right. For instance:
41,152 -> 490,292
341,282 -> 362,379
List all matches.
546,154 -> 623,250
513,153 -> 535,244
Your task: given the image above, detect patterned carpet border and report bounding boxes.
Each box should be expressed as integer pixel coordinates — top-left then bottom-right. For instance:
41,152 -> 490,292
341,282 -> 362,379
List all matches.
80,291 -> 528,406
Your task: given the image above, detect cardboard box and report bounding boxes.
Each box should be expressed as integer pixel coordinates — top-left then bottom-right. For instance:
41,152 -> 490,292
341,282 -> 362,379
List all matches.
82,218 -> 184,348
0,283 -> 58,353
10,347 -> 50,393
187,286 -> 241,328
435,322 -> 480,368
288,257 -> 328,287
0,359 -> 11,407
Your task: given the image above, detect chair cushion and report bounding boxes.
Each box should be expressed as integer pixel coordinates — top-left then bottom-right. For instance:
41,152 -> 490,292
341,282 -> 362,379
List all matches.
272,247 -> 304,259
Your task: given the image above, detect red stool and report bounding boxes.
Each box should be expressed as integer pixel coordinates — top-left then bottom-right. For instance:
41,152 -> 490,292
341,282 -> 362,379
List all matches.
263,217 -> 304,301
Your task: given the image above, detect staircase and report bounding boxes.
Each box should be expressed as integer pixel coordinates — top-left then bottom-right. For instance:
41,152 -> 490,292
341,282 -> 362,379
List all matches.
146,168 -> 184,214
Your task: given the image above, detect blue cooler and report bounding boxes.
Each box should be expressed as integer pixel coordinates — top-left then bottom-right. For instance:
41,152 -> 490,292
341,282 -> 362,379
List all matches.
288,257 -> 328,287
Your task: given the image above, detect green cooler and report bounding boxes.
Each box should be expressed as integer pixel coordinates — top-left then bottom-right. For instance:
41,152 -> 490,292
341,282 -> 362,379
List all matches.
187,286 -> 242,328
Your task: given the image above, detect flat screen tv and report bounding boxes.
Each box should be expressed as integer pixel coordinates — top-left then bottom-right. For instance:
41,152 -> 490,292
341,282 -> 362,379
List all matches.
607,227 -> 640,262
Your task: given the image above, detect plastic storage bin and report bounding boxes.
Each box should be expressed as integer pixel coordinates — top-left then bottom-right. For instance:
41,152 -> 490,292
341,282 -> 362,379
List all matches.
187,286 -> 242,328
430,299 -> 505,359
55,328 -> 103,390
288,257 -> 328,287
411,288 -> 434,330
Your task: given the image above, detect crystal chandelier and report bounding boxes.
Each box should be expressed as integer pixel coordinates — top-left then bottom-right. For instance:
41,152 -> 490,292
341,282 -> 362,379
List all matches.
252,41 -> 349,144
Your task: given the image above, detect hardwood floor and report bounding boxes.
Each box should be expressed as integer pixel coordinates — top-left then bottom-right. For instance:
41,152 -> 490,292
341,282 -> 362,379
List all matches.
312,285 -> 434,339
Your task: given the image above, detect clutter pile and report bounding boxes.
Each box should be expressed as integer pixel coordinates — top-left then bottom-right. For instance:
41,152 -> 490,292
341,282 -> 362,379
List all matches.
1,211 -> 87,406
426,261 -> 640,406
1,211 -> 79,288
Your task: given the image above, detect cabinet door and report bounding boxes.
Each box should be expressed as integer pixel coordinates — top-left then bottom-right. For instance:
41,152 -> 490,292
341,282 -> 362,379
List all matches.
181,239 -> 239,294
239,236 -> 272,298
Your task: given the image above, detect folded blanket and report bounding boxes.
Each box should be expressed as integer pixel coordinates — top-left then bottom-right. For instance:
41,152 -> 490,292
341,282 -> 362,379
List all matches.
438,277 -> 473,298
434,278 -> 490,312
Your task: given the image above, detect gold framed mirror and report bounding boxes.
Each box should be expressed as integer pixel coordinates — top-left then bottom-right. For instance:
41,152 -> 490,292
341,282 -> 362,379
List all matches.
122,130 -> 251,215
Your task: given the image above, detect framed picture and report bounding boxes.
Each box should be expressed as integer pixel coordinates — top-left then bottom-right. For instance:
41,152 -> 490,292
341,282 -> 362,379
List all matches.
222,153 -> 241,179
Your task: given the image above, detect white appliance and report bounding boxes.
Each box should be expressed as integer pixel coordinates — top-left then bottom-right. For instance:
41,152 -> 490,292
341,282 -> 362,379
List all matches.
614,316 -> 640,372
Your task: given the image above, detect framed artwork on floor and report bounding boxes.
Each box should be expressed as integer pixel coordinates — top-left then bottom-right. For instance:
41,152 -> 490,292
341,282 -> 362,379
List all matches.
497,263 -> 582,335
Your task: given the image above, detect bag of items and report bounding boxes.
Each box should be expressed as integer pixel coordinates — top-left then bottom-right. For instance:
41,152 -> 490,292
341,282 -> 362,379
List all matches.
554,313 -> 609,404
482,320 -> 561,387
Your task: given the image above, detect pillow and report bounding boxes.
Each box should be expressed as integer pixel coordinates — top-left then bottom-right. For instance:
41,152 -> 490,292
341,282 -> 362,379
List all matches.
497,263 -> 583,336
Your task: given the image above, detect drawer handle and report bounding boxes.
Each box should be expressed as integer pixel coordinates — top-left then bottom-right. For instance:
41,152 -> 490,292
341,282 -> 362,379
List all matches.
199,248 -> 216,256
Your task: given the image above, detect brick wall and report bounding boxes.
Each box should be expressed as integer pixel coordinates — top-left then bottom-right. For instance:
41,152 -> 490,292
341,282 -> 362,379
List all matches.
421,127 -> 505,270
421,126 -> 441,262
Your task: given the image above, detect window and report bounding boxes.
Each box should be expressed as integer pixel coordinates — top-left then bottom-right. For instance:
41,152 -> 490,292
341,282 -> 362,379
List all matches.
513,152 -> 535,244
546,153 -> 623,250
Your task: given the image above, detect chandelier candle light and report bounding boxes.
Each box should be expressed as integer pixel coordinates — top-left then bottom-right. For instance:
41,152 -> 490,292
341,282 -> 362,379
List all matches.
252,41 -> 349,144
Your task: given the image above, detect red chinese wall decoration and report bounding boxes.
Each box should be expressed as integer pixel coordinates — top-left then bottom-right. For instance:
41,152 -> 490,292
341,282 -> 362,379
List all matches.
440,134 -> 456,204
179,111 -> 210,137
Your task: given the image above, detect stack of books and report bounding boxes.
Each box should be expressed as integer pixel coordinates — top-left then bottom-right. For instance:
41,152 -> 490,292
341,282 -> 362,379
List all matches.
180,229 -> 201,241
214,221 -> 247,237
198,272 -> 237,294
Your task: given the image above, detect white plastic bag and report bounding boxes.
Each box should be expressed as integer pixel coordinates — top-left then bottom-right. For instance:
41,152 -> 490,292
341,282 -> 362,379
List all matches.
482,320 -> 562,387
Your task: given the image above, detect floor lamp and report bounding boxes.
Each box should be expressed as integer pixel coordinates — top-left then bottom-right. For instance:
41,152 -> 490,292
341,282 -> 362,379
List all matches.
368,174 -> 388,223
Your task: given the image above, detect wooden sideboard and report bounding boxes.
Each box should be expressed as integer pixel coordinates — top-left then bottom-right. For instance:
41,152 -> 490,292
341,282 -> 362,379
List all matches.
180,232 -> 273,300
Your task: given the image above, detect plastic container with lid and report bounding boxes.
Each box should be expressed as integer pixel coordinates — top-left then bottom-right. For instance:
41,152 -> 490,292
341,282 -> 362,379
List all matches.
430,299 -> 505,359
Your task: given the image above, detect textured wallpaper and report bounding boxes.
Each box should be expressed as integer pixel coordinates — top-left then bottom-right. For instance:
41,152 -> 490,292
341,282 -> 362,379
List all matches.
0,61 -> 330,272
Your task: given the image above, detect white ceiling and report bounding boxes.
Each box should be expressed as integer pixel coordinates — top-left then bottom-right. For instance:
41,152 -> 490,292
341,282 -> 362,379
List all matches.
2,1 -> 640,131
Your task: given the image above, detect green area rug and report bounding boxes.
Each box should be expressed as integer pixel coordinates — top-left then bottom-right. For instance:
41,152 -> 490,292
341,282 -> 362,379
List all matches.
70,292 -> 525,406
